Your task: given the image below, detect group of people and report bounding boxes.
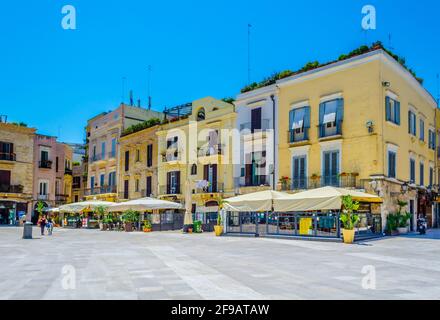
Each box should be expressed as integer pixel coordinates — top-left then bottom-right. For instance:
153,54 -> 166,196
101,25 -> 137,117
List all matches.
37,216 -> 54,236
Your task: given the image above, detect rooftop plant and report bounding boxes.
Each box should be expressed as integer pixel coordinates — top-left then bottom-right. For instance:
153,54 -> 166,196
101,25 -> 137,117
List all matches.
121,118 -> 161,137
240,42 -> 423,94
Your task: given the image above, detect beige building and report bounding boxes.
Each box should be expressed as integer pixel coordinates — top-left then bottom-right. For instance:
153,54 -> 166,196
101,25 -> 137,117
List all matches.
0,122 -> 35,225
85,103 -> 164,202
118,125 -> 159,200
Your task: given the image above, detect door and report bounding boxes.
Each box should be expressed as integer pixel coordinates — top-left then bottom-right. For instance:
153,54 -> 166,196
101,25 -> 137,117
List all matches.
251,108 -> 262,132
204,164 -> 218,192
0,170 -> 11,191
146,176 -> 152,197
124,180 -> 129,199
292,156 -> 307,189
323,151 -> 339,186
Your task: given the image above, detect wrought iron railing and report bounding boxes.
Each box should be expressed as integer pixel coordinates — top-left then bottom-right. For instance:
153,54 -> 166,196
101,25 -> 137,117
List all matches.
318,120 -> 342,138
281,175 -> 357,191
195,183 -> 224,194
39,160 -> 53,169
240,119 -> 271,132
84,185 -> 117,196
0,153 -> 16,161
159,185 -> 182,195
0,184 -> 24,193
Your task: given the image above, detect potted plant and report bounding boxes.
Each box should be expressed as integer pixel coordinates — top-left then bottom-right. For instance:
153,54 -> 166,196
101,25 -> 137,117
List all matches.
279,176 -> 291,191
214,198 -> 227,236
143,219 -> 152,233
340,195 -> 360,244
396,200 -> 411,234
95,205 -> 107,231
121,209 -> 139,232
386,213 -> 399,236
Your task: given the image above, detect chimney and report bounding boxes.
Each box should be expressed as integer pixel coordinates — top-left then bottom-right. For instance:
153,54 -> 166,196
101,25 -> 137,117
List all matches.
148,96 -> 152,110
129,90 -> 134,106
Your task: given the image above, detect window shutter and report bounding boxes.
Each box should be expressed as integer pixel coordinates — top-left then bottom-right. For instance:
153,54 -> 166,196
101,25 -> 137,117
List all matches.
408,111 -> 411,134
385,97 -> 391,121
212,164 -> 218,191
304,107 -> 311,128
395,101 -> 400,125
289,109 -> 295,131
336,99 -> 344,122
319,103 -> 325,137
176,172 -> 181,193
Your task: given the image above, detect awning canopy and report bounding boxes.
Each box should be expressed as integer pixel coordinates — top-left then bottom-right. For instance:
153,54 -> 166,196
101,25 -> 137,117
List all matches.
278,186 -> 382,212
59,200 -> 115,213
107,197 -> 182,212
224,190 -> 296,212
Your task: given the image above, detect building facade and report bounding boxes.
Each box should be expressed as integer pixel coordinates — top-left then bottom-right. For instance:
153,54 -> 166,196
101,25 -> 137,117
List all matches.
85,103 -> 164,202
275,49 -> 437,231
118,125 -> 159,201
156,97 -> 236,213
32,135 -> 73,219
0,123 -> 35,225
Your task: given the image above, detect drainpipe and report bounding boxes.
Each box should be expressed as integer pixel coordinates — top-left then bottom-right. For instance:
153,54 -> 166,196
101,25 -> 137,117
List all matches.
270,94 -> 276,190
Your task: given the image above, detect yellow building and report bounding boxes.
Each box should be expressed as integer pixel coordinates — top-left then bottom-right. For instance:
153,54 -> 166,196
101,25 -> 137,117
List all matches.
156,97 -> 236,213
274,47 -> 437,230
118,124 -> 159,200
0,122 -> 35,224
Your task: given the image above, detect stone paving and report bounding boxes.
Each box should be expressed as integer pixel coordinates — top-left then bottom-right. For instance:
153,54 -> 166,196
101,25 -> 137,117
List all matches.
1,226 -> 440,300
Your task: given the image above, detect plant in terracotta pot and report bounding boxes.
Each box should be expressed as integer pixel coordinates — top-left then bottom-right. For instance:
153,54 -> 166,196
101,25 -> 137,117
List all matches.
121,209 -> 139,232
279,176 -> 291,191
143,219 -> 152,233
340,195 -> 360,244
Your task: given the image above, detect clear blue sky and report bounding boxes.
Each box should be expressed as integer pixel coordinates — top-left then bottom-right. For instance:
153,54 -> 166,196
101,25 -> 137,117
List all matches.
1,0 -> 439,143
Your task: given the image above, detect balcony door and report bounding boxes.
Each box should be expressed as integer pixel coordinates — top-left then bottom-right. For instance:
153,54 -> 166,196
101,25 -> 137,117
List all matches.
41,150 -> 49,162
251,108 -> 262,133
124,180 -> 129,199
245,152 -> 266,187
0,142 -> 13,160
0,170 -> 11,190
323,151 -> 339,187
292,156 -> 307,189
146,176 -> 152,197
167,171 -> 180,194
204,164 -> 218,192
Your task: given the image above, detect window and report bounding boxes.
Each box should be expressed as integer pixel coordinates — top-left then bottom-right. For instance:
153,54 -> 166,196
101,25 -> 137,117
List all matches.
388,151 -> 396,178
136,149 -> 140,162
319,99 -> 344,138
39,181 -> 48,195
108,172 -> 116,186
428,129 -> 436,150
429,166 -> 434,187
90,176 -> 95,189
147,144 -> 153,167
111,138 -> 116,158
167,171 -> 181,194
385,96 -> 400,125
410,158 -> 416,183
125,151 -> 130,171
197,108 -> 206,121
135,179 -> 140,192
292,156 -> 307,189
419,119 -> 425,142
146,176 -> 152,197
191,164 -> 197,175
100,174 -> 105,187
289,107 -> 310,143
101,142 -> 106,159
408,111 -> 416,136
323,151 -> 339,186
93,145 -> 97,160
420,162 -> 424,186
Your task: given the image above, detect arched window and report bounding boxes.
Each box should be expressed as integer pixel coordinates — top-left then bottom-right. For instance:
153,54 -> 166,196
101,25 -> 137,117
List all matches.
197,108 -> 206,121
191,164 -> 198,175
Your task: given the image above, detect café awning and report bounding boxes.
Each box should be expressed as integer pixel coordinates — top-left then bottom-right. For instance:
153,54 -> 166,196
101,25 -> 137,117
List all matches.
59,200 -> 115,213
107,197 -> 182,212
223,190 -> 295,212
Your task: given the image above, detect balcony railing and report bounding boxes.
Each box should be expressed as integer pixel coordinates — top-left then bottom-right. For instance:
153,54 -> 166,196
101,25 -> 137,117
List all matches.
288,129 -> 309,143
37,194 -> 49,200
90,152 -> 116,163
0,184 -> 24,193
55,194 -> 68,202
281,175 -> 357,191
39,160 -> 53,169
198,144 -> 223,157
195,182 -> 224,194
84,185 -> 117,196
72,183 -> 81,189
65,168 -> 73,175
239,175 -> 271,188
0,153 -> 16,161
159,185 -> 182,195
318,121 -> 342,139
162,152 -> 181,162
240,119 -> 271,132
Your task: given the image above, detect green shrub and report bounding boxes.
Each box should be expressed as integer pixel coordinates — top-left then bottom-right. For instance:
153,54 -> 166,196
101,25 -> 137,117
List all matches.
121,118 -> 161,137
340,195 -> 360,230
121,209 -> 140,223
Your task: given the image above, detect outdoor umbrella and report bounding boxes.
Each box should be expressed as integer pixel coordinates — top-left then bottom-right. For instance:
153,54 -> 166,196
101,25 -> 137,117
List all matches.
107,197 -> 183,212
183,180 -> 193,226
223,190 -> 294,212
58,200 -> 115,213
278,186 -> 383,212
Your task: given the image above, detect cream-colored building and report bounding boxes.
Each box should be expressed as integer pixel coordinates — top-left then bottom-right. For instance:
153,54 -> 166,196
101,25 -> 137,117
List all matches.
85,103 -> 164,202
156,97 -> 236,213
0,122 -> 35,224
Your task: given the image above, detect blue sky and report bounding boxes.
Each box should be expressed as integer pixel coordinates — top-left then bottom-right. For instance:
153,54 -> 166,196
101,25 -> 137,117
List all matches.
1,0 -> 439,143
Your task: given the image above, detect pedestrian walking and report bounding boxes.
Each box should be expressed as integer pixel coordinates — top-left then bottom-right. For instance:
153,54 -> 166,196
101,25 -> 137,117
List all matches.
39,216 -> 47,236
47,217 -> 54,236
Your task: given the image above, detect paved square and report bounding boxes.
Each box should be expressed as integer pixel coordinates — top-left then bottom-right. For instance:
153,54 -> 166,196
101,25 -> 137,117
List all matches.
1,227 -> 440,300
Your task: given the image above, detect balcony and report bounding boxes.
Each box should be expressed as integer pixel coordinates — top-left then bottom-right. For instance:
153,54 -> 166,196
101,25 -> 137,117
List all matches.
288,129 -> 309,144
90,152 -> 116,164
39,160 -> 53,169
195,182 -> 224,194
0,184 -> 24,193
64,168 -> 73,175
0,153 -> 16,161
159,185 -> 182,195
55,194 -> 68,204
281,175 -> 357,191
239,175 -> 271,188
198,144 -> 223,157
162,151 -> 181,163
318,121 -> 342,139
84,185 -> 117,196
240,119 -> 271,132
37,194 -> 49,200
